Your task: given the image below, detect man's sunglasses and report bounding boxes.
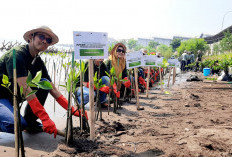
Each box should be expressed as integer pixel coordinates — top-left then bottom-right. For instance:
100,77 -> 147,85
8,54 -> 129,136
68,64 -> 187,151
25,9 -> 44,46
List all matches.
37,34 -> 52,44
116,49 -> 125,53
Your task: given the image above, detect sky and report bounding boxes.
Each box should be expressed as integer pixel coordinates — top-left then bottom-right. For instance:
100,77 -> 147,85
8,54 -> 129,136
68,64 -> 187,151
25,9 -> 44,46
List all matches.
0,0 -> 232,45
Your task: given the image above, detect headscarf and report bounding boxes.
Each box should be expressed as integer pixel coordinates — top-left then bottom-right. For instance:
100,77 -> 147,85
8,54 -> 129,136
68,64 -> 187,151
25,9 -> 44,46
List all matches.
109,43 -> 127,89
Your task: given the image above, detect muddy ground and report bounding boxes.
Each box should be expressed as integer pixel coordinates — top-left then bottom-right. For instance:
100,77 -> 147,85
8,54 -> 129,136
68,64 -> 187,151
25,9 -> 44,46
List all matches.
1,71 -> 232,157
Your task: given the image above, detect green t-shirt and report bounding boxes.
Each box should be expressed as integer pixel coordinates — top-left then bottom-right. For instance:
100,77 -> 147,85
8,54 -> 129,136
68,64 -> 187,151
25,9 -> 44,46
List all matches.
0,44 -> 51,100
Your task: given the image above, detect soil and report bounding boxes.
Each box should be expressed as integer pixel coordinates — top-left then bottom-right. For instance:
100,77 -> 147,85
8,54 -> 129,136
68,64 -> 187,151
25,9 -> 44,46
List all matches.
1,71 -> 232,157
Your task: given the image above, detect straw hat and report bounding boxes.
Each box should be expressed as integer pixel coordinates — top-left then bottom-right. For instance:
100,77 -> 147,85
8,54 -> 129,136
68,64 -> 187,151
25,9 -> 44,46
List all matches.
23,26 -> 59,45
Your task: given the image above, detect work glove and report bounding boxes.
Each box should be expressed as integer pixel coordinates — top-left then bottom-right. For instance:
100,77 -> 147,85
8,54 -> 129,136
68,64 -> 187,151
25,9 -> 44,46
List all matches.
123,77 -> 131,88
86,82 -> 97,90
139,76 -> 147,88
99,86 -> 110,94
28,98 -> 57,138
113,83 -> 120,98
56,95 -> 88,120
155,72 -> 159,80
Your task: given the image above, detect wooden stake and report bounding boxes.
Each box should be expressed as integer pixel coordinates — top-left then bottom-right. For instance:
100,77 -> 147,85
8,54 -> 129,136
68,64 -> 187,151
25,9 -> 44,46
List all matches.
80,60 -> 83,131
13,49 -> 19,157
58,58 -> 63,90
172,67 -> 176,85
134,68 -> 140,110
159,67 -> 163,91
167,67 -> 172,88
53,62 -> 56,113
65,52 -> 74,145
89,59 -> 95,140
146,67 -> 150,98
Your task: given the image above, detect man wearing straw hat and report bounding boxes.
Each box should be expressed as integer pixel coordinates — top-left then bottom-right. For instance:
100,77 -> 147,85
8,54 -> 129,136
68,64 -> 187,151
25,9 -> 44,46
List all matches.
0,26 -> 87,138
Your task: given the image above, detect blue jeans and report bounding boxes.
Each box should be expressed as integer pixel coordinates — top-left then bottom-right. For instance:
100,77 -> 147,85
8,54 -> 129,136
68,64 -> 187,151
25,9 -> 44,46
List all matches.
76,76 -> 110,106
0,99 -> 28,134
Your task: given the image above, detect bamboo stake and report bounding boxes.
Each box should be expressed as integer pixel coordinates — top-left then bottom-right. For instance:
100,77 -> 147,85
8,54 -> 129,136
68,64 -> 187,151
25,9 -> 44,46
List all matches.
57,129 -> 65,137
159,67 -> 163,91
89,59 -> 95,140
80,60 -> 83,131
134,68 -> 140,110
129,70 -> 133,101
107,80 -> 111,115
167,67 -> 172,88
51,60 -> 54,81
13,49 -> 19,157
146,67 -> 150,98
53,62 -> 56,113
58,58 -> 63,90
123,86 -> 127,101
172,67 -> 176,85
95,67 -> 102,120
65,52 -> 74,145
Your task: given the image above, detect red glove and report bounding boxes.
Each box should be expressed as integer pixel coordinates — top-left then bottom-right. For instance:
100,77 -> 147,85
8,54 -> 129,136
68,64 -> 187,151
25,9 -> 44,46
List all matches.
86,82 -> 97,90
151,79 -> 154,84
99,86 -> 110,94
123,77 -> 131,88
56,95 -> 88,120
139,76 -> 147,88
28,98 -> 57,138
131,88 -> 141,94
113,83 -> 120,98
155,72 -> 159,80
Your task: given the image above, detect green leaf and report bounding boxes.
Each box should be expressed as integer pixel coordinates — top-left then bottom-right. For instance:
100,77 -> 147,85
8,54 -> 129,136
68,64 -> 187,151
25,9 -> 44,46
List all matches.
1,84 -> 6,87
105,71 -> 110,77
95,84 -> 99,89
94,72 -> 98,82
28,82 -> 38,88
7,82 -> 11,88
20,86 -> 24,97
26,90 -> 37,98
111,77 -> 115,86
36,81 -> 53,90
120,79 -> 128,82
26,72 -> 32,84
110,67 -> 115,75
81,60 -> 85,72
99,78 -> 102,87
119,73 -> 122,79
59,85 -> 66,88
2,74 -> 9,85
32,71 -> 42,83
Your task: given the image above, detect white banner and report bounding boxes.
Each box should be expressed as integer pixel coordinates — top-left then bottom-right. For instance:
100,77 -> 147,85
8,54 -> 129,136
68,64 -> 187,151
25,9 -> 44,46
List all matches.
73,31 -> 108,59
126,51 -> 144,69
143,55 -> 158,67
168,58 -> 179,67
156,57 -> 164,67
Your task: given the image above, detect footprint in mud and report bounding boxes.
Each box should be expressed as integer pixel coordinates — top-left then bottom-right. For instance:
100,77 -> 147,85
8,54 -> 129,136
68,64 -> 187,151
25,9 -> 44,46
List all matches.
151,113 -> 175,117
97,121 -> 136,134
190,93 -> 200,100
137,149 -> 165,156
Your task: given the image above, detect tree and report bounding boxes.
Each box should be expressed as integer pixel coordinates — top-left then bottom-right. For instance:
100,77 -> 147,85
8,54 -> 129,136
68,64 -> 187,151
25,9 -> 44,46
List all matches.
148,41 -> 159,49
157,44 -> 173,59
213,43 -> 221,55
177,38 -> 209,58
134,44 -> 144,51
220,30 -> 232,53
127,38 -> 137,50
170,38 -> 181,52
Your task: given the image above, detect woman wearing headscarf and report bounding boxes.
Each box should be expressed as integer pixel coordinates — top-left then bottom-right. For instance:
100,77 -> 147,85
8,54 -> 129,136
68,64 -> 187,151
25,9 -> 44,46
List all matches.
105,43 -> 131,99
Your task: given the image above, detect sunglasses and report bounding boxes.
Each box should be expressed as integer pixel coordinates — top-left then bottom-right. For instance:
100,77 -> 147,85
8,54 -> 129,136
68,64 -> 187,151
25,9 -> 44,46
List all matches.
37,34 -> 52,44
116,49 -> 125,53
